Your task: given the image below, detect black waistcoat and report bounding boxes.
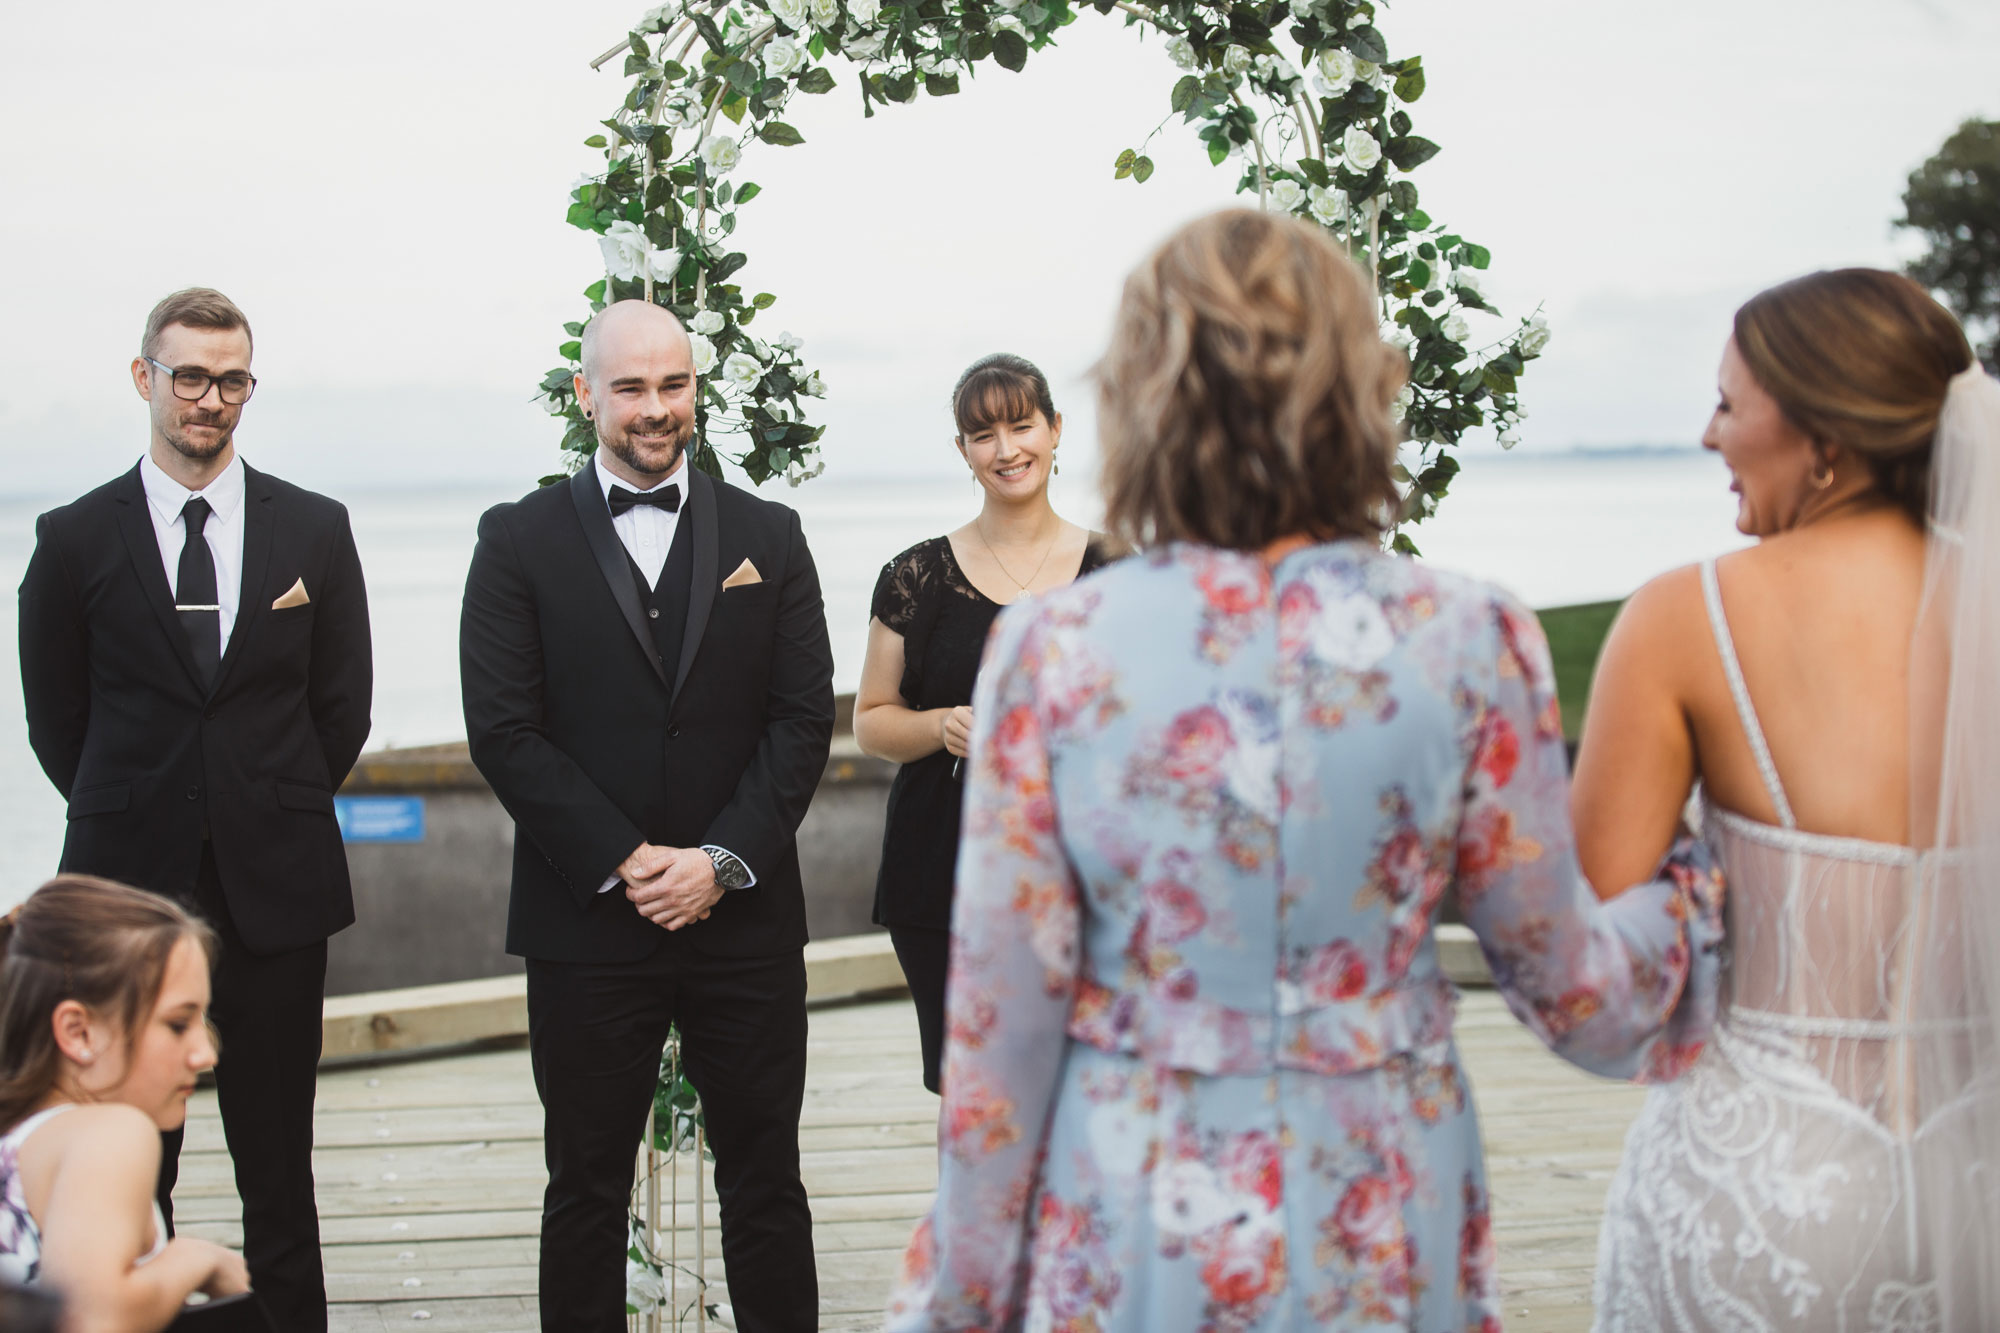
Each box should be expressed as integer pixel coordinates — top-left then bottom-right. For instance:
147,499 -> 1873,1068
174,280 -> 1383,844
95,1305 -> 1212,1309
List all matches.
626,511 -> 695,688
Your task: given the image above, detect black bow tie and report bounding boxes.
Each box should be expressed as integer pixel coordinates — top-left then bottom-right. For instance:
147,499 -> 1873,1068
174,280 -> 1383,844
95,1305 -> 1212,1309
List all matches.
607,484 -> 682,517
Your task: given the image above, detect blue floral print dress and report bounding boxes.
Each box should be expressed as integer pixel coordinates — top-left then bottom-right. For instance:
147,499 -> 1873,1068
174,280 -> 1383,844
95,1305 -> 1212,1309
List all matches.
885,542 -> 1725,1333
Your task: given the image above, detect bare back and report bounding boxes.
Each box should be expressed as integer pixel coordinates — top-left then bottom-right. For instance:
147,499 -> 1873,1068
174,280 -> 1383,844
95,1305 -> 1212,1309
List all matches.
1574,506 -> 1927,893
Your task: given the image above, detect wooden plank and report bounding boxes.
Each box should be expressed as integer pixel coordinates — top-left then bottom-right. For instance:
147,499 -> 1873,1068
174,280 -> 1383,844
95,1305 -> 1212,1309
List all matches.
317,935 -> 908,1063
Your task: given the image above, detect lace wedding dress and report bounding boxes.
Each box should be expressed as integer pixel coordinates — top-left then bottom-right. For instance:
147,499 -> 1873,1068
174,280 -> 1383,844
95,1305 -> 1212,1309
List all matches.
1593,559 -> 1978,1333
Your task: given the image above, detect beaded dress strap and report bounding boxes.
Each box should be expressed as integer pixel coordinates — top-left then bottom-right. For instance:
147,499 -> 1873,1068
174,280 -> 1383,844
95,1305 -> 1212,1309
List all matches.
1700,559 -> 1797,829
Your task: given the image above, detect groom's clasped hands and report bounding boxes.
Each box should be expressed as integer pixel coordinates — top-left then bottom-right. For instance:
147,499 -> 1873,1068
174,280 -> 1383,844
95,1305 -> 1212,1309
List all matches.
619,842 -> 721,930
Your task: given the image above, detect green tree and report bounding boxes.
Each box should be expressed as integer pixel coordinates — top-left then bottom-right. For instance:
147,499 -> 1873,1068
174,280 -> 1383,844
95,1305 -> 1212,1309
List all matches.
1899,117 -> 2000,372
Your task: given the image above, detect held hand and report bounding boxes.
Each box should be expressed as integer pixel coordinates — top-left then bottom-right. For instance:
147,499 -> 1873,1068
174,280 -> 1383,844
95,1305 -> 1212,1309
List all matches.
941,705 -> 975,759
197,1241 -> 251,1297
617,842 -> 675,886
625,847 -> 723,931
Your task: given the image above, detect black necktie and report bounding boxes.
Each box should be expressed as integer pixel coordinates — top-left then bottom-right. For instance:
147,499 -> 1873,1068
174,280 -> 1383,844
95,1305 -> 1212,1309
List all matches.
175,497 -> 221,690
607,484 -> 682,518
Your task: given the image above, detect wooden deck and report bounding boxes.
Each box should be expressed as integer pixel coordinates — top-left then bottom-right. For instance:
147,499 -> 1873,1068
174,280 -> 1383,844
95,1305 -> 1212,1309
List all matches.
174,991 -> 1644,1332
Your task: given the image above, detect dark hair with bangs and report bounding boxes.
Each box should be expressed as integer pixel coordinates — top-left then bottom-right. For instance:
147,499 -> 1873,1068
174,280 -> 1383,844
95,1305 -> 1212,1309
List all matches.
951,353 -> 1058,438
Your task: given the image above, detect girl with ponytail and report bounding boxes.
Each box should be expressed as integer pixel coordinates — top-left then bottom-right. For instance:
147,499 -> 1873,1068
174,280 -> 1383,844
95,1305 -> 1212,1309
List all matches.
0,876 -> 250,1329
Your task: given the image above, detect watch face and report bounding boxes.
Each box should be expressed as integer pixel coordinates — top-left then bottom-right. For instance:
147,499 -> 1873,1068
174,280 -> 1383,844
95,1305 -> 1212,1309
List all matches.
711,851 -> 750,889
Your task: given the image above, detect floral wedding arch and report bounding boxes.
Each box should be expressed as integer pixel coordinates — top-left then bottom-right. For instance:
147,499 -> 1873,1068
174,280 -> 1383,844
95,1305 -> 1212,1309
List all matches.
542,0 -> 1550,547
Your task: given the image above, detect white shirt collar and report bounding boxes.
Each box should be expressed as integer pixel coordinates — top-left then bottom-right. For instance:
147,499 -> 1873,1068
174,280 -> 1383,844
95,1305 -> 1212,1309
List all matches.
593,450 -> 686,505
140,450 -> 246,527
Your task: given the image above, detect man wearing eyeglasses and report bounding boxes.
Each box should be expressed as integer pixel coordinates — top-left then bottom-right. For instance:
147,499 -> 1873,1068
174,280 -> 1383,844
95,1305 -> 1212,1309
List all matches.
17,287 -> 373,1332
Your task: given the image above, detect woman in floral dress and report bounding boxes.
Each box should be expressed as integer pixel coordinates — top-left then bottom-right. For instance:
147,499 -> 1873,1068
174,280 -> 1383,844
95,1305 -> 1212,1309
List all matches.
884,210 -> 1725,1332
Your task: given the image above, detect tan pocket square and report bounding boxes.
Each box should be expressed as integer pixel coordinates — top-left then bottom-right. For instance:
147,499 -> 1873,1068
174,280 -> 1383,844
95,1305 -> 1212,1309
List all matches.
721,558 -> 763,590
271,577 -> 310,610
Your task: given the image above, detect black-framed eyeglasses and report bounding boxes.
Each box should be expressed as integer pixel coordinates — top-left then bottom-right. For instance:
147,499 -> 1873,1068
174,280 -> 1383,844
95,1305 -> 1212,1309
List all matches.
144,357 -> 257,405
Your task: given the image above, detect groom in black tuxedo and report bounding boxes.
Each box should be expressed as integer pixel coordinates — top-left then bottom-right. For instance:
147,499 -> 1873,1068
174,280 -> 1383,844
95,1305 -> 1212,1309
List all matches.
18,288 -> 373,1330
460,300 -> 834,1332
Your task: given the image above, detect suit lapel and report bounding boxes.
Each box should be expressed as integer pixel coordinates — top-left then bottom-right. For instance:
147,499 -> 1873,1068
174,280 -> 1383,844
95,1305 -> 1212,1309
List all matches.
210,464 -> 275,696
112,465 -> 205,692
568,468 -> 669,687
675,468 -> 719,703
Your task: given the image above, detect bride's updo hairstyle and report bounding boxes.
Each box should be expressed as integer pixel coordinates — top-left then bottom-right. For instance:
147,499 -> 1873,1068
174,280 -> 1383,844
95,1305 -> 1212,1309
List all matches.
0,877 -> 214,1129
1733,269 -> 1974,523
1096,208 -> 1405,550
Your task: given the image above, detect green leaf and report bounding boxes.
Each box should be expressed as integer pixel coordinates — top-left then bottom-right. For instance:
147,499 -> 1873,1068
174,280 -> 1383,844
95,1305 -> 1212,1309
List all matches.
1387,179 -> 1418,213
925,72 -> 961,96
752,292 -> 777,309
584,279 -> 608,302
1406,259 -> 1431,289
758,120 -> 806,146
992,30 -> 1029,71
1385,135 -> 1441,170
720,96 -> 747,124
584,134 -> 608,149
735,182 -> 762,204
1460,242 -> 1492,269
1114,146 -> 1136,179
563,321 -> 585,337
693,13 -> 726,50
1393,67 -> 1425,102
1345,23 -> 1388,63
1208,138 -> 1229,166
566,202 -> 598,230
797,66 -> 837,94
559,340 -> 582,360
1389,109 -> 1412,137
711,251 -> 750,283
1482,366 -> 1517,394
1297,157 -> 1332,189
1132,155 -> 1155,183
767,446 -> 792,472
623,51 -> 652,77
1170,75 -> 1201,114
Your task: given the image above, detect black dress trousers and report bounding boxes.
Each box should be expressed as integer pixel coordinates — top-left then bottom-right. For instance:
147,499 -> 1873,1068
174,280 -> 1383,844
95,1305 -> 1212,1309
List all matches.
157,843 -> 329,1333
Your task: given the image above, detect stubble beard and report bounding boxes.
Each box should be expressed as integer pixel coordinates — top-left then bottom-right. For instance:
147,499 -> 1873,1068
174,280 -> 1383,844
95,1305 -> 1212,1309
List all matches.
163,410 -> 233,461
604,415 -> 693,481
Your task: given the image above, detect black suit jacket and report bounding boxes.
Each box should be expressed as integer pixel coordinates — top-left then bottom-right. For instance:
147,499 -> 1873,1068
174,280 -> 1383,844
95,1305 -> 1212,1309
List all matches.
18,462 -> 373,953
460,466 -> 835,963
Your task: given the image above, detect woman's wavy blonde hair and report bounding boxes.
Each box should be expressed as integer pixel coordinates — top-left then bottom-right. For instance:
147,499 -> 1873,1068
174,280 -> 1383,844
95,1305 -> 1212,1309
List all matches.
1096,209 -> 1406,550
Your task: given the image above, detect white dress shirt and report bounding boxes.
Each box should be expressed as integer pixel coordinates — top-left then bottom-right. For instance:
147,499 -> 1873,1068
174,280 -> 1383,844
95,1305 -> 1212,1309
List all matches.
594,451 -> 684,589
140,450 -> 247,650
589,451 -> 756,893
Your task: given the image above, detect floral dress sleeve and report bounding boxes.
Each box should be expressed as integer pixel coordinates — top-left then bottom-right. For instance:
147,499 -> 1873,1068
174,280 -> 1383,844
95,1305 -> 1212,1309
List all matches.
1455,590 -> 1725,1083
886,599 -> 1081,1331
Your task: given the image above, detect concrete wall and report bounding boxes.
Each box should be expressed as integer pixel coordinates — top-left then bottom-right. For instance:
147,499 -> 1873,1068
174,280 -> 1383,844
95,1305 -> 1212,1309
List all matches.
328,729 -> 894,997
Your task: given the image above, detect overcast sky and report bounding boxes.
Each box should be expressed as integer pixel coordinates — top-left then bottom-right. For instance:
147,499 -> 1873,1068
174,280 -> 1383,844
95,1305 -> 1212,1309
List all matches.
2,0 -> 1995,501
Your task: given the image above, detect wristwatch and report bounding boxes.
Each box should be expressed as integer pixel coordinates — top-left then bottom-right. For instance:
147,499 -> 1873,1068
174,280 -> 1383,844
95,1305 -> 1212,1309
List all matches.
703,845 -> 753,891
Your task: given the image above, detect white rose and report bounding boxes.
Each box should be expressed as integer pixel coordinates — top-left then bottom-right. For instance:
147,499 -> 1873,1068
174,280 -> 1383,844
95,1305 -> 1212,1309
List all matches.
843,32 -> 885,58
1165,34 -> 1197,70
848,0 -> 880,23
723,351 -> 763,388
1425,261 -> 1449,293
1342,125 -> 1382,172
993,0 -> 1027,9
1311,582 -> 1396,670
1519,314 -> 1552,356
597,220 -> 651,281
699,133 -> 740,175
990,14 -> 1027,36
784,456 -> 826,487
915,52 -> 947,75
1307,183 -> 1347,226
1441,311 -> 1471,343
1316,49 -> 1354,89
810,0 -> 840,26
771,0 -> 810,27
1222,45 -> 1251,76
690,309 -> 725,336
1287,0 -> 1317,19
1454,268 -> 1485,297
803,370 -> 826,397
1354,56 -> 1380,85
1346,9 -> 1370,27
1498,427 -> 1520,449
659,96 -> 696,128
775,330 -> 804,352
1390,385 -> 1412,422
645,246 -> 680,283
688,333 -> 719,375
763,34 -> 808,75
625,1260 -> 664,1310
1265,178 -> 1305,213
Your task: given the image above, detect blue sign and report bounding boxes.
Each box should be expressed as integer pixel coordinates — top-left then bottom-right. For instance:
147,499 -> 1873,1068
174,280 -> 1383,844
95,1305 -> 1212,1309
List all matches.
335,795 -> 426,843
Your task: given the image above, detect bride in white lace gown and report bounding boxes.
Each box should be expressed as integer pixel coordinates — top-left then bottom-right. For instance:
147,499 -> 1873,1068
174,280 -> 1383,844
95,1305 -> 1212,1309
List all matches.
1570,269 -> 2000,1331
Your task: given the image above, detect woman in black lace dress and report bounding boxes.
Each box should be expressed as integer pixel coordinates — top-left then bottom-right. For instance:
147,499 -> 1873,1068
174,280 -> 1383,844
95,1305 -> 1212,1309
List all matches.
854,354 -> 1116,1093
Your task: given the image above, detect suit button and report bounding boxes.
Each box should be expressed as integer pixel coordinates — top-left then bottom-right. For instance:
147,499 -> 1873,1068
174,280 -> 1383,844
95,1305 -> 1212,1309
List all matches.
668,725 -> 682,739
648,608 -> 660,620
185,786 -> 200,800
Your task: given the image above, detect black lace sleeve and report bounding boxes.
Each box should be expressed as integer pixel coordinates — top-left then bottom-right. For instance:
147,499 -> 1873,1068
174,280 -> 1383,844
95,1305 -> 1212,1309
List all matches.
871,539 -> 942,634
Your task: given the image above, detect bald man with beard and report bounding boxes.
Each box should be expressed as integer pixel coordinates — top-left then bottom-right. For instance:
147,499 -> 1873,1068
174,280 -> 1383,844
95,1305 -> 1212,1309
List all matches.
459,300 -> 834,1331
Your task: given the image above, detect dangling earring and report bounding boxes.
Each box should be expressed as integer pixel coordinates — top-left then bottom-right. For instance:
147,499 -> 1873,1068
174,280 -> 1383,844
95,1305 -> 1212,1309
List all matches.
1810,459 -> 1834,490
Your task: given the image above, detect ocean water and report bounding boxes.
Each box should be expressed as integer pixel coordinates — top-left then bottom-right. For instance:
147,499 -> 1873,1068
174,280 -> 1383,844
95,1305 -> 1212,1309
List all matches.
0,446 -> 1747,908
